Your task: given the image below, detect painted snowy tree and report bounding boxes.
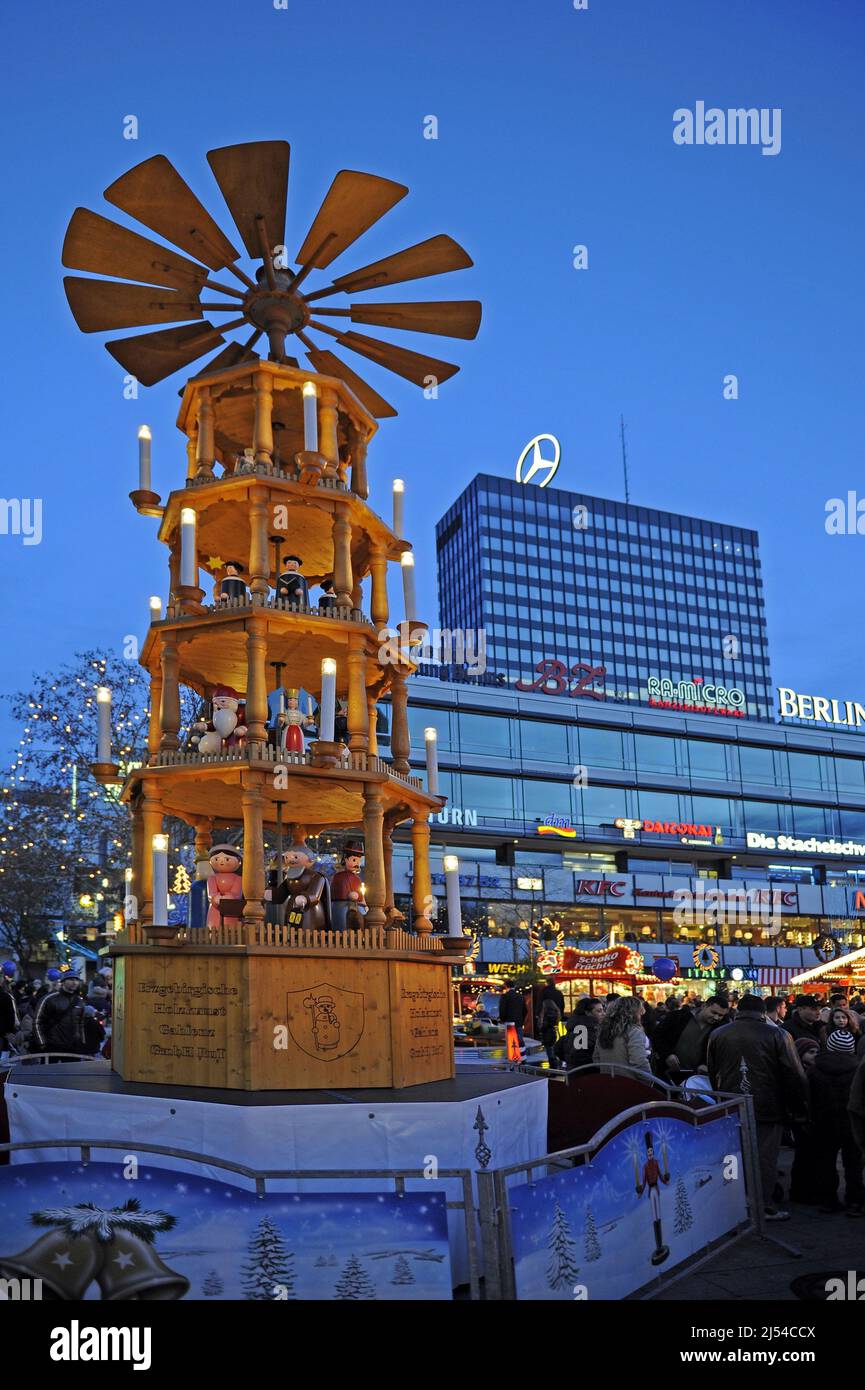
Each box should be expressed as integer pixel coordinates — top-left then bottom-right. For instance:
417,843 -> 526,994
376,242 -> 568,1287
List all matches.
546,1200 -> 579,1291
202,1269 -> 224,1297
391,1255 -> 415,1285
334,1253 -> 377,1300
673,1175 -> 694,1235
241,1217 -> 295,1299
583,1205 -> 601,1262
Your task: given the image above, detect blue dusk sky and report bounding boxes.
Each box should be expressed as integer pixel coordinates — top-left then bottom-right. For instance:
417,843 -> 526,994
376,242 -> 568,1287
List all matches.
1,0 -> 863,756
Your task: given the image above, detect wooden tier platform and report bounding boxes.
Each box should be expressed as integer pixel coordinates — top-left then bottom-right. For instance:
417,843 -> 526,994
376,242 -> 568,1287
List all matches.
110,928 -> 463,1093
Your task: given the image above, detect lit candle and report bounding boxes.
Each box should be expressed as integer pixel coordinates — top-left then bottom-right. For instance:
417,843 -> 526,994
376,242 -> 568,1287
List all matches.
306,695 -> 314,719
96,686 -> 112,762
400,550 -> 417,622
152,833 -> 169,926
180,507 -> 197,587
149,595 -> 162,623
302,381 -> 318,452
392,478 -> 405,534
443,854 -> 462,936
138,425 -> 152,492
424,727 -> 439,795
124,867 -> 135,926
320,658 -> 336,741
278,688 -> 286,715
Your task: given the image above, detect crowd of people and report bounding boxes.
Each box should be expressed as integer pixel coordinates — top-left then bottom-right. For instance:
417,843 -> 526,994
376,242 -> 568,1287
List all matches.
0,964 -> 111,1060
493,979 -> 865,1222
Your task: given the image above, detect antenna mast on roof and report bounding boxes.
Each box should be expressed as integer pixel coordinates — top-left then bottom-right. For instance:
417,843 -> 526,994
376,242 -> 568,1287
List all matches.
620,415 -> 630,503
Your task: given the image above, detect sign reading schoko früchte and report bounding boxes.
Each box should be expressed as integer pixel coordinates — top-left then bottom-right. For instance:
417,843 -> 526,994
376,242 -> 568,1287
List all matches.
647,676 -> 746,718
778,686 -> 865,728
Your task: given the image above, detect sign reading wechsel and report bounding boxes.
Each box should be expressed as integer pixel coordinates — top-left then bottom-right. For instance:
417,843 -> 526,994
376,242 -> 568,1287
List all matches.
778,687 -> 865,728
747,830 -> 865,859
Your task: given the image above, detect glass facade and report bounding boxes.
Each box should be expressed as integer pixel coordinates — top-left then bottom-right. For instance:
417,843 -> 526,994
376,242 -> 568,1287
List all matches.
436,473 -> 773,719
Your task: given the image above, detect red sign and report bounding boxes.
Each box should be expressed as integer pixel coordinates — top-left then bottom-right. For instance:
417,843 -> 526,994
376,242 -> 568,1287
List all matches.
575,879 -> 626,897
855,891 -> 865,911
641,820 -> 714,838
516,659 -> 606,699
561,946 -> 637,975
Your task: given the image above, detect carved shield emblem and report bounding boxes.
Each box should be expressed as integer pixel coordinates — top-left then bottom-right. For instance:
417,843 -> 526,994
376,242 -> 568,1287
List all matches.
286,982 -> 365,1061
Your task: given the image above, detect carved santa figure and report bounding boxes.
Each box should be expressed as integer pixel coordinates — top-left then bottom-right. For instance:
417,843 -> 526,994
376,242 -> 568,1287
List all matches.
206,843 -> 244,930
265,843 -> 330,931
193,685 -> 247,755
330,841 -> 366,932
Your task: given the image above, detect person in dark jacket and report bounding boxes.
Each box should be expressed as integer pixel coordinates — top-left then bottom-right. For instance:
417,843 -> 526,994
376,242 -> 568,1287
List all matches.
498,984 -> 527,1045
539,979 -> 566,1017
82,1007 -> 107,1058
0,980 -> 19,1055
808,1030 -> 865,1215
784,995 -> 823,1046
707,993 -> 807,1222
555,996 -> 604,1070
652,995 -> 728,1082
538,996 -> 563,1068
789,1036 -> 821,1204
34,973 -> 86,1056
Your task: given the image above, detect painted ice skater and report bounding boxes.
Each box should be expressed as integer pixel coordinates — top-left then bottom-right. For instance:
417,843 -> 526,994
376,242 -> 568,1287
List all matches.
634,1130 -> 671,1266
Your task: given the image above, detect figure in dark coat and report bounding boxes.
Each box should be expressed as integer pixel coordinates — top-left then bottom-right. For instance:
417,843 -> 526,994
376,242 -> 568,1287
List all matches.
267,843 -> 330,931
276,555 -> 309,607
808,1031 -> 865,1213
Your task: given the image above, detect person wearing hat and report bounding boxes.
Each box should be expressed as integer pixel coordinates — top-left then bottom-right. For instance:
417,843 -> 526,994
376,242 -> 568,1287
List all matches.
0,964 -> 19,1058
274,689 -> 316,755
266,843 -> 330,931
276,556 -> 309,608
808,1030 -> 865,1215
317,577 -> 337,616
216,560 -> 248,604
707,993 -> 808,1222
784,994 -> 823,1046
33,969 -> 86,1058
330,843 -> 366,932
206,844 -> 244,930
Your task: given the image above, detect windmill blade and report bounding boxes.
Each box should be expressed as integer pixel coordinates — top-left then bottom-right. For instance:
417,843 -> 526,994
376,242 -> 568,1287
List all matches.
295,170 -> 408,270
314,235 -> 474,297
207,141 -> 290,259
104,155 -> 239,270
339,300 -> 482,340
303,345 -> 397,419
62,208 -> 209,291
63,277 -> 202,333
105,322 -> 225,387
321,327 -> 460,387
192,340 -> 261,379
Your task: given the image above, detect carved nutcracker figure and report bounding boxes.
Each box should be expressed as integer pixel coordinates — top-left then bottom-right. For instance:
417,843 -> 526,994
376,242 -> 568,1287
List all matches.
205,844 -> 244,930
266,843 -> 330,930
634,1131 -> 671,1267
192,685 -> 247,754
276,555 -> 309,608
217,560 -> 248,604
330,842 -> 366,932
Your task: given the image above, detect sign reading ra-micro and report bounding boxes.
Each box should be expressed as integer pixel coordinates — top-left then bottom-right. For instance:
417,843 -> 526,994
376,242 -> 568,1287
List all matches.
777,687 -> 865,728
647,676 -> 745,718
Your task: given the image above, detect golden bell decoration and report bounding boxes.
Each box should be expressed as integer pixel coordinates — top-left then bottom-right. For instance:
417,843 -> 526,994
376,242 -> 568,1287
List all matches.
0,1229 -> 103,1300
95,1229 -> 189,1300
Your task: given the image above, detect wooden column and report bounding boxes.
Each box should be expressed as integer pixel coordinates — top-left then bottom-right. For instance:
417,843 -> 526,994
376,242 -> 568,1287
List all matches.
185,424 -> 198,482
319,388 -> 339,473
351,580 -> 363,611
241,778 -> 265,937
245,614 -> 269,750
382,811 -> 399,916
168,536 -> 180,617
370,548 -> 389,630
140,782 -> 164,925
362,785 -> 386,930
390,667 -> 410,773
351,433 -> 369,499
411,816 -> 434,936
147,667 -> 163,759
347,642 -> 369,753
193,819 -> 214,871
253,368 -> 273,466
159,635 -> 180,752
196,387 -> 214,480
248,485 -> 270,597
129,796 -> 144,924
332,512 -> 353,608
367,694 -> 379,755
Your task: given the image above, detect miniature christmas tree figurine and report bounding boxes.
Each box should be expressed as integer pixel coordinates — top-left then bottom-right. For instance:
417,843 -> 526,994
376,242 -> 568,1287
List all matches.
217,560 -> 248,604
276,555 -> 308,608
330,841 -> 366,932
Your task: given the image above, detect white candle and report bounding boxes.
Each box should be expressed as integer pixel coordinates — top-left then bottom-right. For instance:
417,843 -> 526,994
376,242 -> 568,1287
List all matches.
96,686 -> 112,762
424,726 -> 439,795
278,688 -> 286,715
400,550 -> 417,622
302,381 -> 318,452
123,867 -> 135,925
443,854 -> 462,936
138,425 -> 152,492
320,658 -> 336,741
152,833 -> 169,926
392,478 -> 405,534
306,695 -> 314,719
180,507 -> 197,587
149,595 -> 162,623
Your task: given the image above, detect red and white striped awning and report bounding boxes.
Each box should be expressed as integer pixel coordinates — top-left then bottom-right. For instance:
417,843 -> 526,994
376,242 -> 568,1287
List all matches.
757,967 -> 799,986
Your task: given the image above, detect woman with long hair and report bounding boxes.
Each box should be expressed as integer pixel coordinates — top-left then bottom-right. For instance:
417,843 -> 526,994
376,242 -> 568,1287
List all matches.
593,995 -> 650,1071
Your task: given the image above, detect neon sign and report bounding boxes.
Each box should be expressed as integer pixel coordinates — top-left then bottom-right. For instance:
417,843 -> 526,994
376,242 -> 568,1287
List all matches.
516,659 -> 606,697
777,687 -> 865,728
537,817 -> 577,839
515,434 -> 561,488
647,676 -> 745,718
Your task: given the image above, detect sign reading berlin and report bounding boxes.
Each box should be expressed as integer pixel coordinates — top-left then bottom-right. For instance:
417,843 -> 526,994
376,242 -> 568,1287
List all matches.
777,686 -> 865,729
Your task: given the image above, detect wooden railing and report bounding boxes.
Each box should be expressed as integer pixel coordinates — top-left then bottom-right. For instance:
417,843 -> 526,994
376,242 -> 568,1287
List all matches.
187,462 -> 350,492
167,594 -> 373,627
152,744 -> 423,789
117,922 -> 444,952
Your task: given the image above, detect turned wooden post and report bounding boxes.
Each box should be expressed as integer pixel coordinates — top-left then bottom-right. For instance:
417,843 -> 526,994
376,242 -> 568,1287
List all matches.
193,819 -> 214,871
367,693 -> 379,755
245,614 -> 269,749
346,642 -> 369,753
411,816 -> 434,936
351,432 -> 369,499
319,387 -> 339,474
370,547 -> 389,630
129,796 -> 144,923
248,485 -> 270,597
168,536 -> 180,617
185,425 -> 198,482
362,785 -> 387,930
332,512 -> 353,608
148,667 -> 163,758
382,811 -> 400,917
390,667 -> 410,773
159,635 -> 181,752
241,779 -> 266,936
140,783 -> 164,925
253,368 -> 274,466
196,386 -> 215,480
